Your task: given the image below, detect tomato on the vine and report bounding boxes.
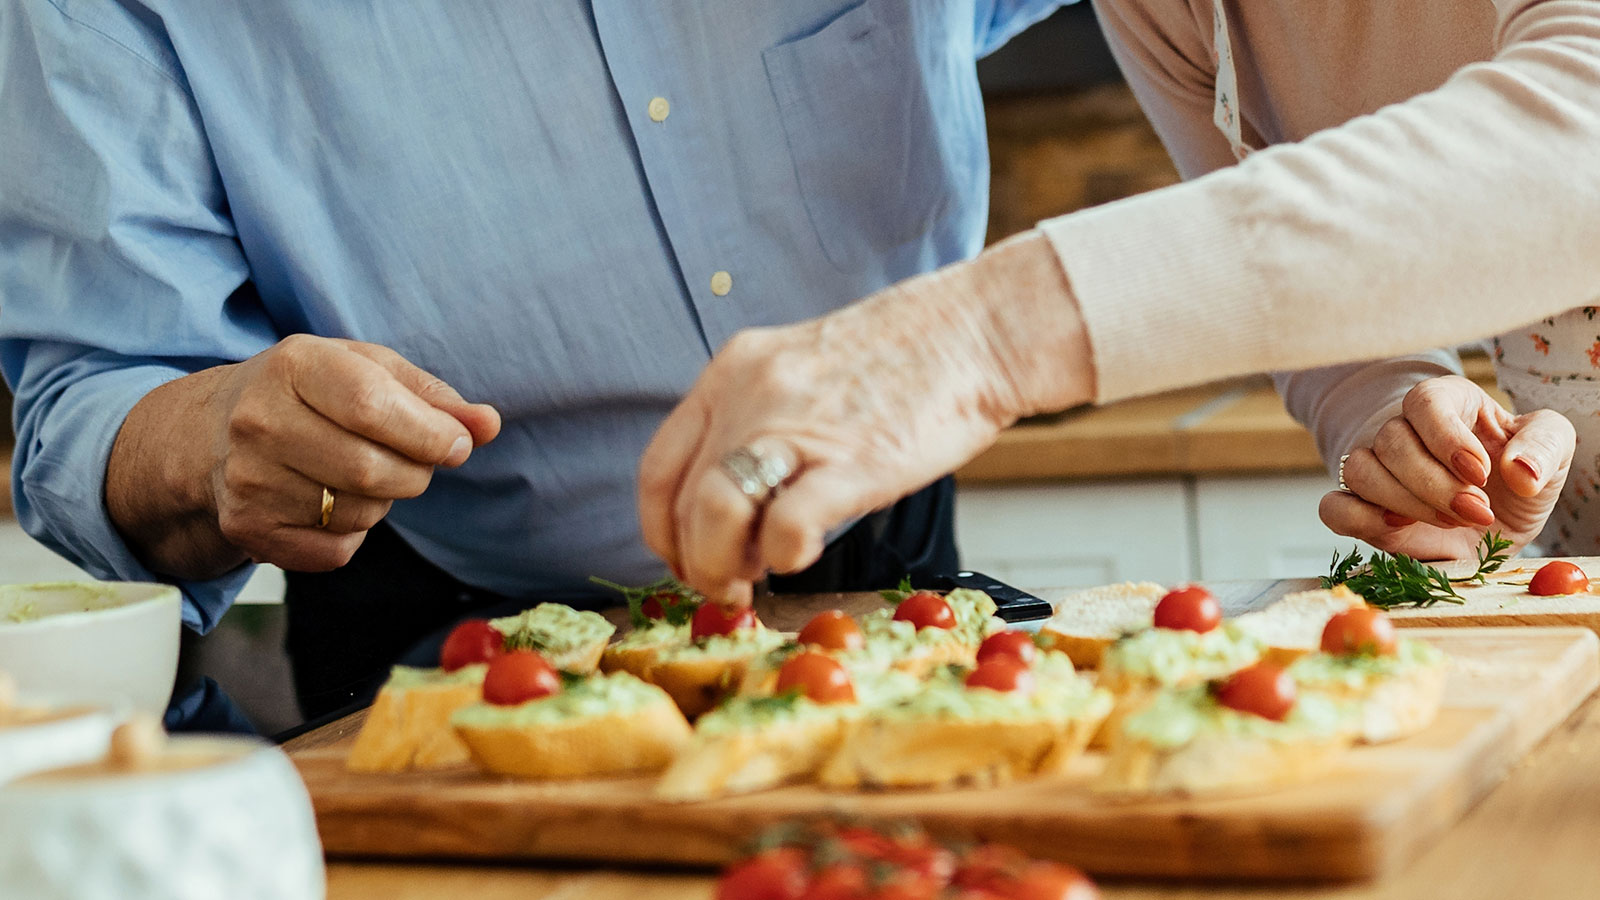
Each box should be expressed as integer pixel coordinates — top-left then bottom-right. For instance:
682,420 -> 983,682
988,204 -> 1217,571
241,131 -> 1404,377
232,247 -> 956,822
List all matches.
775,651 -> 856,704
692,602 -> 758,640
1529,560 -> 1590,597
1214,662 -> 1296,722
977,630 -> 1037,667
481,651 -> 561,705
1152,585 -> 1221,633
894,591 -> 957,630
715,846 -> 808,900
439,619 -> 504,671
798,610 -> 865,652
1320,607 -> 1397,656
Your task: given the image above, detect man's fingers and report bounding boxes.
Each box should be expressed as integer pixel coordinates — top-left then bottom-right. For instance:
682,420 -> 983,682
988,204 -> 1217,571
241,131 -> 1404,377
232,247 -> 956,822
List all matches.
246,401 -> 437,499
1401,376 -> 1492,486
759,467 -> 882,576
1501,409 -> 1577,498
638,399 -> 710,577
351,343 -> 503,448
284,338 -> 472,466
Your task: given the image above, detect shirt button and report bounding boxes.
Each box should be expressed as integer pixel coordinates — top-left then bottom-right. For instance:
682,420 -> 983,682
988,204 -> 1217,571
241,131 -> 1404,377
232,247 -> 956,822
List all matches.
710,271 -> 733,296
647,97 -> 670,122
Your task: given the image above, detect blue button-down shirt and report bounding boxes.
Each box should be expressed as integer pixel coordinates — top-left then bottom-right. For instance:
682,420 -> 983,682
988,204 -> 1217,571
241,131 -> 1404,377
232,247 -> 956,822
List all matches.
0,0 -> 1065,630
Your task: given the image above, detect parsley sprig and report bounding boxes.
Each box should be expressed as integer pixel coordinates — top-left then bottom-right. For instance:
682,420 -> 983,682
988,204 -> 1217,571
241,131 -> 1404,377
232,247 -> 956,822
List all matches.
588,575 -> 702,628
1319,531 -> 1513,608
878,575 -> 915,605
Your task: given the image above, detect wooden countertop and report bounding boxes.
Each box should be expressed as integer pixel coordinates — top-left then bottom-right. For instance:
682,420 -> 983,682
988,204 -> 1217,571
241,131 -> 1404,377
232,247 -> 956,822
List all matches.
957,355 -> 1501,483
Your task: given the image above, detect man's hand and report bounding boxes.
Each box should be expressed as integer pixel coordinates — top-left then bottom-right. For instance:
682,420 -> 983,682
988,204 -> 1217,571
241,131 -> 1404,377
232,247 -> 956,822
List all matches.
1321,375 -> 1573,559
107,335 -> 500,578
638,232 -> 1094,605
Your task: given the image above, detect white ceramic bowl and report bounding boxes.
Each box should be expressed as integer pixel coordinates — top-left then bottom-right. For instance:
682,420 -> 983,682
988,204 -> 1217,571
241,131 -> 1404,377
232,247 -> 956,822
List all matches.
0,735 -> 326,900
0,582 -> 182,715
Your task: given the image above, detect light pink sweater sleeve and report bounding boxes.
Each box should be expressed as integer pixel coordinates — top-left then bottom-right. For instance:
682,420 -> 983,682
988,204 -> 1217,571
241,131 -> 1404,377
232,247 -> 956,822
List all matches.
1037,0 -> 1600,405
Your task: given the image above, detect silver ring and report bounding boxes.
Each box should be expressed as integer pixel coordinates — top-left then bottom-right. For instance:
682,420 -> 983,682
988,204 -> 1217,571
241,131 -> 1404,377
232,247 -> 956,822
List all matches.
719,445 -> 792,504
1337,454 -> 1352,493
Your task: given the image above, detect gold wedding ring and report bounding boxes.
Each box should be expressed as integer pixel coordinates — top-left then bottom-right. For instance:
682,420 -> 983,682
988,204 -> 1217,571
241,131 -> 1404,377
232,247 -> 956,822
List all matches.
317,487 -> 335,529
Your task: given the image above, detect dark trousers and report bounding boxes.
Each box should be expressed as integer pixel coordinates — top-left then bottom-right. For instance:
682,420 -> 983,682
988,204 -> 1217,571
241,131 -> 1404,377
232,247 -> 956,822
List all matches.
284,476 -> 958,719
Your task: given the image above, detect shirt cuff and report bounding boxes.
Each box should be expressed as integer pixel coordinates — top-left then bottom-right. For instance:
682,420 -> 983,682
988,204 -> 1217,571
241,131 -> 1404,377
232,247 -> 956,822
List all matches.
13,364 -> 253,633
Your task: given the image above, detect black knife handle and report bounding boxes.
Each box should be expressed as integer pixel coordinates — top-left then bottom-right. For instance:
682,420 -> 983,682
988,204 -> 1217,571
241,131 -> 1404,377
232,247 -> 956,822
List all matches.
923,570 -> 1053,624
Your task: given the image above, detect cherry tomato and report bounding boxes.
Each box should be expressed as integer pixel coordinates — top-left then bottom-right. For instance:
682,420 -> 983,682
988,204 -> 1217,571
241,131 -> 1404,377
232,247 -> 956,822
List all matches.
951,843 -> 1029,893
1319,607 -> 1398,657
640,591 -> 680,620
1529,560 -> 1590,597
692,602 -> 758,640
1152,585 -> 1221,633
798,610 -> 865,652
716,846 -> 808,900
775,651 -> 856,704
893,591 -> 957,630
965,658 -> 1036,694
1000,862 -> 1101,900
1214,662 -> 1296,722
803,863 -> 868,900
977,631 -> 1037,667
834,827 -> 954,884
439,619 -> 504,671
481,651 -> 561,706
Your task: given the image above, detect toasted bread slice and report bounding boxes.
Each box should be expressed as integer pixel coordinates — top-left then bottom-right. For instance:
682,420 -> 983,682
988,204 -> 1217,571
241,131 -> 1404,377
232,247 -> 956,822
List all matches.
452,672 -> 691,778
346,665 -> 486,772
818,654 -> 1111,790
488,603 -> 615,674
639,626 -> 790,719
1289,638 -> 1449,743
1233,586 -> 1366,666
600,620 -> 689,679
1093,623 -> 1265,748
656,700 -> 852,802
1036,582 -> 1167,668
1096,685 -> 1354,795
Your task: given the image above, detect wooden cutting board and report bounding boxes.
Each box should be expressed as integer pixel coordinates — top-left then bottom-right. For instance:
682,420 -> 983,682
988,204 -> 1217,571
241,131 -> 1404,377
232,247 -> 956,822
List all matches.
289,626 -> 1598,882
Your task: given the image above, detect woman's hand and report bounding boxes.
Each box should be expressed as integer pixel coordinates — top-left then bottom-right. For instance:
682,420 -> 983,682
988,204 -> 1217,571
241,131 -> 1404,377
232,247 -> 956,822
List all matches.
107,335 -> 501,578
1320,375 -> 1573,559
638,233 -> 1095,605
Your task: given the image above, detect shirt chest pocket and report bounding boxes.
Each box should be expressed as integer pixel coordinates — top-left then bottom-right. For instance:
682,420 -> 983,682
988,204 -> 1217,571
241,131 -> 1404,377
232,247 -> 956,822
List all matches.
762,0 -> 984,273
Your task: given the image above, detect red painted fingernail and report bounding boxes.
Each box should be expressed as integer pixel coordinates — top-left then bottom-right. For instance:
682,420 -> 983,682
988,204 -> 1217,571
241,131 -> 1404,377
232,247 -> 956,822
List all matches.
1513,457 -> 1540,482
1452,450 -> 1488,487
1451,492 -> 1496,527
1383,511 -> 1416,527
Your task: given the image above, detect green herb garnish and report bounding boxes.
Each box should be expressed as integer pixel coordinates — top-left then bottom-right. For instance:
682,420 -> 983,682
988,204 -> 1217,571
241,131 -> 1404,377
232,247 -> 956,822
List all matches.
878,575 -> 915,605
1320,531 -> 1512,608
589,575 -> 702,628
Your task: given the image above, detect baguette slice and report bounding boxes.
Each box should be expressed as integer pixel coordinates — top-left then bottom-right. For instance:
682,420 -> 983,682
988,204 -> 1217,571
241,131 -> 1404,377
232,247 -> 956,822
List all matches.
640,626 -> 790,719
819,654 -> 1112,790
1093,623 -> 1265,748
1288,638 -> 1449,743
1232,586 -> 1366,666
1036,582 -> 1167,668
1097,685 -> 1354,795
452,672 -> 691,778
600,620 -> 689,679
346,665 -> 486,773
488,603 -> 615,673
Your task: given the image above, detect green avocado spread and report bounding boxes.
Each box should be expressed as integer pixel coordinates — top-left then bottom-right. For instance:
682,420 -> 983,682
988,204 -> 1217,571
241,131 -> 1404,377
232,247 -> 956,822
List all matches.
1122,684 -> 1350,749
654,625 -> 789,662
451,671 -> 663,727
1104,623 -> 1264,685
613,618 -> 691,649
384,663 -> 487,689
488,603 -> 616,657
858,588 -> 1002,650
878,652 -> 1110,722
1288,638 -> 1446,690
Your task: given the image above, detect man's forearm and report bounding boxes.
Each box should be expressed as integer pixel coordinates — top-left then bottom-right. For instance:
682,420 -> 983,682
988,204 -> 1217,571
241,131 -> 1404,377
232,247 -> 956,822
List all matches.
105,365 -> 249,581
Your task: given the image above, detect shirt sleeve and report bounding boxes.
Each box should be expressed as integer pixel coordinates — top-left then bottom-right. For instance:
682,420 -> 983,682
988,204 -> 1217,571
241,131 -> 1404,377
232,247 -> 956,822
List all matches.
1039,0 -> 1600,403
0,2 -> 277,631
973,0 -> 1077,57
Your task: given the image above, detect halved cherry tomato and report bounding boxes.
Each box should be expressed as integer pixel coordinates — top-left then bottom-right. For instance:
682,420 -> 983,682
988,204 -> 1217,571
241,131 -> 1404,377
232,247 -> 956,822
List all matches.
798,610 -> 865,652
1152,585 -> 1221,633
775,651 -> 856,704
481,650 -> 561,705
1320,607 -> 1397,656
716,846 -> 808,900
692,602 -> 758,640
965,658 -> 1036,694
439,619 -> 504,671
1529,560 -> 1590,597
893,591 -> 957,630
1214,662 -> 1296,722
977,630 -> 1037,667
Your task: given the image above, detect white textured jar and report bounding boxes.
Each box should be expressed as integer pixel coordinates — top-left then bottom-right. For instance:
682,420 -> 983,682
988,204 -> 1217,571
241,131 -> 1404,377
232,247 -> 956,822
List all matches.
0,736 -> 326,900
